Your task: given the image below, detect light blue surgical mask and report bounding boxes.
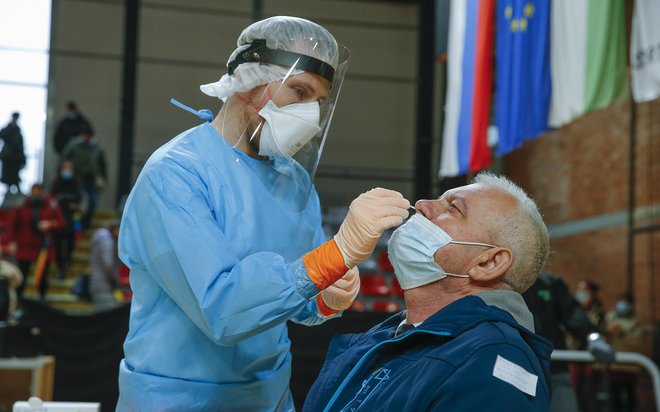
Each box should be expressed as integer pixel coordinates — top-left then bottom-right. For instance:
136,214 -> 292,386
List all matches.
615,301 -> 632,317
575,290 -> 590,304
60,170 -> 74,180
387,213 -> 497,290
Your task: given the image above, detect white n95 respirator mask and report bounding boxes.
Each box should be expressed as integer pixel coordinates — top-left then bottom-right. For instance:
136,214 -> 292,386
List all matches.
258,100 -> 322,158
387,214 -> 496,290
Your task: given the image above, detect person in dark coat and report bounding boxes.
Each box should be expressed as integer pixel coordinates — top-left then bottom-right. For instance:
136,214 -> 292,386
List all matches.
53,101 -> 94,155
0,112 -> 26,194
61,128 -> 106,229
523,272 -> 615,412
51,160 -> 83,278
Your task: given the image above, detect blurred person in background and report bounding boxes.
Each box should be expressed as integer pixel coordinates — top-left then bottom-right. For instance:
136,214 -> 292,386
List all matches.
0,112 -> 26,195
524,272 -> 615,412
0,256 -> 22,321
7,184 -> 65,301
571,279 -> 611,411
61,127 -> 106,229
575,279 -> 607,331
605,292 -> 644,412
117,16 -> 409,411
89,220 -> 120,311
51,160 -> 83,279
53,101 -> 94,155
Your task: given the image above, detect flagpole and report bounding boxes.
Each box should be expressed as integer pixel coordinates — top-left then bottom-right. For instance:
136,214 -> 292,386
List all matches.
626,95 -> 636,296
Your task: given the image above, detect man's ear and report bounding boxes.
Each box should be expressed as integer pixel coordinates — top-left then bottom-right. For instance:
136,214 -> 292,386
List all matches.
467,247 -> 513,282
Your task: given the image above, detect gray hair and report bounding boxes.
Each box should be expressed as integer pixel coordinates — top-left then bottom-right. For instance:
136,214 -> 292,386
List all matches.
472,172 -> 549,292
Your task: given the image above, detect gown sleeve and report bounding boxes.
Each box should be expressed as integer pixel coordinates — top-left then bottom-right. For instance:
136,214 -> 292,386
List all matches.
289,189 -> 345,325
119,159 -> 329,345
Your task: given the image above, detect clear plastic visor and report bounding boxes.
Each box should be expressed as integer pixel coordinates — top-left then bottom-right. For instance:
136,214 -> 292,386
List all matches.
219,40 -> 350,212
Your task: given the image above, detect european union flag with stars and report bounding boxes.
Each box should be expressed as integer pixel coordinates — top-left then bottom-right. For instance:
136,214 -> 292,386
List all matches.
495,0 -> 550,156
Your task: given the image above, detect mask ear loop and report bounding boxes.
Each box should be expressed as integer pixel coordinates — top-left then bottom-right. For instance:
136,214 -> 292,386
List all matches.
246,85 -> 272,146
224,86 -> 272,151
220,97 -> 246,151
449,240 -> 498,248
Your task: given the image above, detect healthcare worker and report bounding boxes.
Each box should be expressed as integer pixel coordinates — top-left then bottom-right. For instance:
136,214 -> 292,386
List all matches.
116,16 -> 410,411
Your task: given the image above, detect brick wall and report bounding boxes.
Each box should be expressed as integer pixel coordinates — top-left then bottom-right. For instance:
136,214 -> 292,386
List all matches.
504,97 -> 660,322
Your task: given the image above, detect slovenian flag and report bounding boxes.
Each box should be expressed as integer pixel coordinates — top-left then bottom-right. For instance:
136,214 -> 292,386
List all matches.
439,0 -> 494,178
495,0 -> 551,157
549,0 -> 627,127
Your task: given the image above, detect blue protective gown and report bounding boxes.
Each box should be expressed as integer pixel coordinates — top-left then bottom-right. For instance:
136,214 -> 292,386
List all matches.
116,122 -> 330,411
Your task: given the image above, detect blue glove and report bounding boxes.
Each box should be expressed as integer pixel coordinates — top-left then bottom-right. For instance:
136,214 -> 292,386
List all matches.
587,333 -> 615,362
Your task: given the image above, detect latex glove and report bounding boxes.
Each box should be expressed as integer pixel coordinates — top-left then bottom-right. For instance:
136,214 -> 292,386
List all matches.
587,333 -> 615,362
321,266 -> 360,312
335,188 -> 410,268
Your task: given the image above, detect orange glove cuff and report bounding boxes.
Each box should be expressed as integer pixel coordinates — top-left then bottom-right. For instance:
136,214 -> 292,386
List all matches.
303,239 -> 349,291
315,294 -> 340,317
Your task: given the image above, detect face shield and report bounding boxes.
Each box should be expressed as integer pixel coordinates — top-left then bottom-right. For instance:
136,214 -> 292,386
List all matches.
200,17 -> 350,211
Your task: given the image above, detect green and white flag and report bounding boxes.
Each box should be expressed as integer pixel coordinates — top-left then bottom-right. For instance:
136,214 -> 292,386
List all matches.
549,0 -> 628,128
631,0 -> 660,103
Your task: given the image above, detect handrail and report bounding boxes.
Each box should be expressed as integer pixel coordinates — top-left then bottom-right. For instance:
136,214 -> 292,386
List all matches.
552,349 -> 660,411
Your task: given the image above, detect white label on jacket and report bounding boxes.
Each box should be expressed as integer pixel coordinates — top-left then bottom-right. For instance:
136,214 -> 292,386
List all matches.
492,355 -> 538,396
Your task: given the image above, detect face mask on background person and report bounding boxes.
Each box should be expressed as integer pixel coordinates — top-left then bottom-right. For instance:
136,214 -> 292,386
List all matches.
257,100 -> 321,158
61,170 -> 74,180
615,300 -> 632,317
387,213 -> 497,290
575,290 -> 590,304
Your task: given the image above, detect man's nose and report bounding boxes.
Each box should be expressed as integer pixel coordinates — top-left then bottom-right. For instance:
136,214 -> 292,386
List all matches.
414,199 -> 440,219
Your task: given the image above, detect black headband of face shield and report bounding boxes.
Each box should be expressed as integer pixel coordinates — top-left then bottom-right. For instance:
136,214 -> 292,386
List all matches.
227,39 -> 335,83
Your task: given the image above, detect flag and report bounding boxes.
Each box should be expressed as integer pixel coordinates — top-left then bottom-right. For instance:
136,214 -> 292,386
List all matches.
32,240 -> 49,289
439,0 -> 494,177
73,211 -> 83,242
549,0 -> 627,127
494,0 -> 551,157
631,0 -> 660,103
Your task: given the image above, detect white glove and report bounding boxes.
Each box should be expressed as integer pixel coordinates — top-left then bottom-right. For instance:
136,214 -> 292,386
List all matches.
321,267 -> 360,311
335,188 -> 410,268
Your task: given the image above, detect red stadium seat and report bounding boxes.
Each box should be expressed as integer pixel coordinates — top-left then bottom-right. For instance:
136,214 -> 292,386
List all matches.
360,274 -> 391,296
348,299 -> 366,312
390,276 -> 405,297
117,263 -> 132,301
377,250 -> 394,272
371,300 -> 400,313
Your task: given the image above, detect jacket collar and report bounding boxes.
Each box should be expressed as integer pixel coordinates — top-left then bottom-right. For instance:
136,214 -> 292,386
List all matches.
415,294 -> 534,339
369,292 -> 536,343
475,289 -> 535,332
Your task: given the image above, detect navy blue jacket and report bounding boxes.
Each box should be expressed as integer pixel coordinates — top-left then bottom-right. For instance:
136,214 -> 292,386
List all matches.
304,295 -> 553,411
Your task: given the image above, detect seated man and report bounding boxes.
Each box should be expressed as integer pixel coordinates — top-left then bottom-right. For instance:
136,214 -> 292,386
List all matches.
304,172 -> 552,411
